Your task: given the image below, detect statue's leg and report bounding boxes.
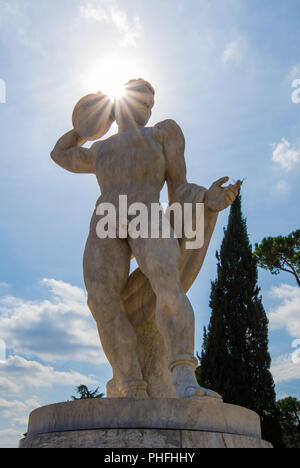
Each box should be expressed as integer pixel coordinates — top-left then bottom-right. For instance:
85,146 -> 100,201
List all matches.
129,235 -> 221,400
83,234 -> 148,399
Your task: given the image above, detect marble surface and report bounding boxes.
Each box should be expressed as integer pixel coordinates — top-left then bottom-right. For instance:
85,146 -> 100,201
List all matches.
26,398 -> 262,439
20,428 -> 273,449
51,78 -> 241,400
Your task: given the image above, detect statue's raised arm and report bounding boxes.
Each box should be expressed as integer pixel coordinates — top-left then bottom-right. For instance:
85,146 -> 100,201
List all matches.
51,129 -> 95,174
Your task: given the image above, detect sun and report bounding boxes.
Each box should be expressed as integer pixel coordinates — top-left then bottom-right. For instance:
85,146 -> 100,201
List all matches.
85,57 -> 145,101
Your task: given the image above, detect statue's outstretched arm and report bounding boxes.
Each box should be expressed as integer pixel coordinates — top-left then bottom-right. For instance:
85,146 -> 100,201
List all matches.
155,119 -> 241,213
51,130 -> 95,174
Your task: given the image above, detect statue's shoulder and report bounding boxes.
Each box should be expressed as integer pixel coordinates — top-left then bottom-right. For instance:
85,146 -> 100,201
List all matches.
90,134 -> 116,155
153,119 -> 184,144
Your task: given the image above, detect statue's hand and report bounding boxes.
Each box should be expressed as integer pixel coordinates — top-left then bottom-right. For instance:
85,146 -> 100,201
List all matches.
206,177 -> 241,213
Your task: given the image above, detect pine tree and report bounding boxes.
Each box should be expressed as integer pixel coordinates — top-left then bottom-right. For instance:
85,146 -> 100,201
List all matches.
71,385 -> 104,400
197,190 -> 282,447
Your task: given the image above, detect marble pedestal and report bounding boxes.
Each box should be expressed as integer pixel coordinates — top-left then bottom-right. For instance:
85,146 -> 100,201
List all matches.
19,398 -> 273,449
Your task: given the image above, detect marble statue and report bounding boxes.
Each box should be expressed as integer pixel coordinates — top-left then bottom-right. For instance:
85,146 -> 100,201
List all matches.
51,79 -> 241,401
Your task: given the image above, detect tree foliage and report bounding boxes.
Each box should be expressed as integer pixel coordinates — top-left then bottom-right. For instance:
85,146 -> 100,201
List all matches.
254,230 -> 300,287
71,385 -> 104,400
276,397 -> 300,448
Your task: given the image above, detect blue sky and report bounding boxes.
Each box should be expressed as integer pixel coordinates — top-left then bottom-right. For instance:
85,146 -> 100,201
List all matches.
0,0 -> 300,447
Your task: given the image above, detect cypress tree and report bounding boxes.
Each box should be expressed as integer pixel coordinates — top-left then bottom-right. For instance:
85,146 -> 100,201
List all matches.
196,189 -> 282,447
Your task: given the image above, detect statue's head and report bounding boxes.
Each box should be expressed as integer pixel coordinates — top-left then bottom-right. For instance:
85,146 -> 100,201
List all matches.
115,78 -> 155,128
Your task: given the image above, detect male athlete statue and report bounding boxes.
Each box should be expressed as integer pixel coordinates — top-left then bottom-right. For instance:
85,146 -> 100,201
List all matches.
51,79 -> 240,400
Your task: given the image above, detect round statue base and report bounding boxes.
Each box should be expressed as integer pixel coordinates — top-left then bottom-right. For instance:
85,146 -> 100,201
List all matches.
20,428 -> 272,449
19,398 -> 273,449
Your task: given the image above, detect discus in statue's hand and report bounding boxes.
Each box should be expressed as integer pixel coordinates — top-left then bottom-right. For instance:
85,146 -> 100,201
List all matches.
72,92 -> 115,141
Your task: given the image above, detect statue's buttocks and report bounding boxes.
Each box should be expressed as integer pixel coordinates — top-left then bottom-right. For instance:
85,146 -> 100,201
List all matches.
93,127 -> 166,199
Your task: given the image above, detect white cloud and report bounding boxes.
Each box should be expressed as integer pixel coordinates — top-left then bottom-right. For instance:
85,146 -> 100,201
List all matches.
110,6 -> 143,47
0,396 -> 46,447
79,1 -> 143,47
268,284 -> 300,338
0,355 -> 97,394
0,396 -> 40,420
275,180 -> 290,194
0,277 -> 101,448
0,338 -> 5,362
0,376 -> 19,393
0,396 -> 42,448
0,278 -> 105,364
222,37 -> 246,64
271,353 -> 300,384
268,284 -> 300,384
0,428 -> 23,448
79,3 -> 109,22
272,138 -> 300,171
0,354 -> 98,447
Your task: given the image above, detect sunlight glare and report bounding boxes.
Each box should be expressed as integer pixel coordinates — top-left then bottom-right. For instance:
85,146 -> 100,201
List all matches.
86,57 -> 145,101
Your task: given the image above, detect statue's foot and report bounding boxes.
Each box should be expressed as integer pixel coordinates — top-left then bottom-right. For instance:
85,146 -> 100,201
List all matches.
190,386 -> 222,400
170,355 -> 222,401
106,378 -> 122,398
177,384 -> 222,400
120,380 -> 149,399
